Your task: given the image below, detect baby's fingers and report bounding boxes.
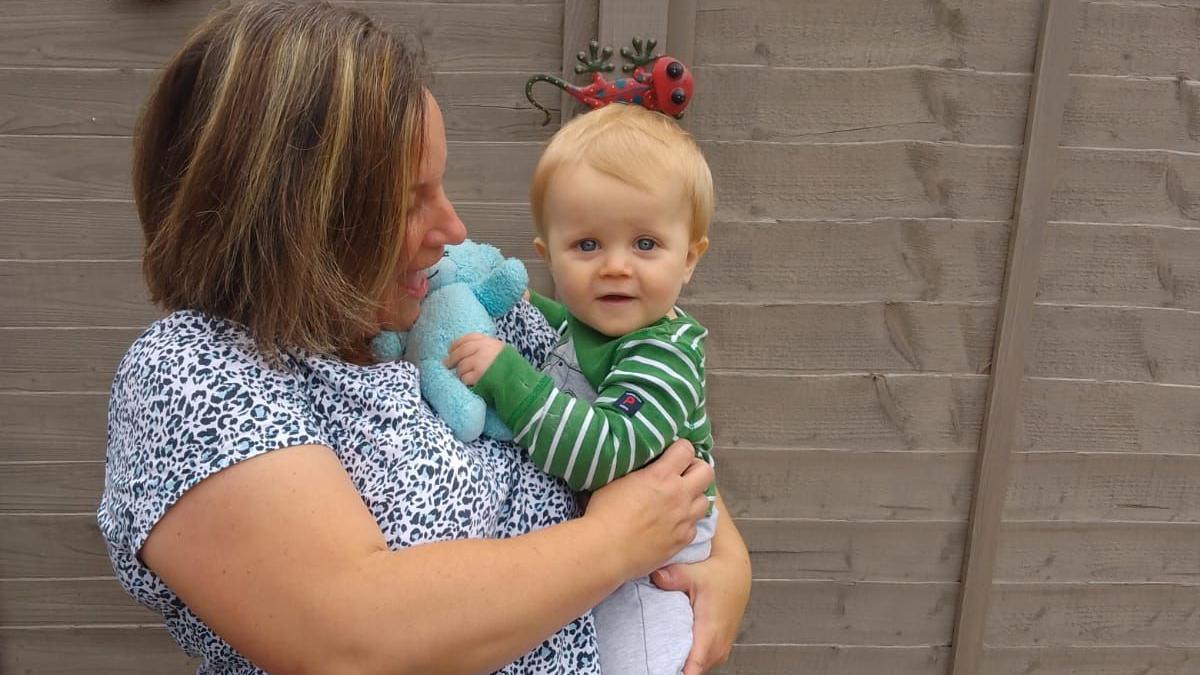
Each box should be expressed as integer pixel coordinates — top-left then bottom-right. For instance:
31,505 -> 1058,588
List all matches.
444,337 -> 479,368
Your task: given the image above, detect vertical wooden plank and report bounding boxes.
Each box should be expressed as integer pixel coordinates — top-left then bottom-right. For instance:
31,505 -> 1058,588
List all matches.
560,0 -> 599,125
599,0 -> 670,72
666,0 -> 696,66
666,0 -> 697,130
950,2 -> 1081,674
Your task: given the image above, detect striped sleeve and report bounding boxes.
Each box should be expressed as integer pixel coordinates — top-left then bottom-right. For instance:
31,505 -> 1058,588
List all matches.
473,323 -> 707,491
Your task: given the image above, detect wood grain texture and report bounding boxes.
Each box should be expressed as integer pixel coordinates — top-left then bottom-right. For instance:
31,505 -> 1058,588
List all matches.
0,68 -> 560,141
954,0 -> 1080,665
687,218 -> 1011,303
980,646 -> 1200,675
0,0 -> 562,71
0,137 -> 541,201
0,200 -> 142,260
739,579 -> 958,646
559,0 -> 599,125
0,627 -> 199,675
0,462 -> 104,514
1029,305 -> 1200,385
717,450 -> 977,520
709,373 -> 988,452
1038,222 -> 1200,311
1071,0 -> 1200,77
738,519 -> 966,582
693,302 -> 997,374
713,646 -> 1200,675
0,515 -> 110,579
0,200 -> 540,261
0,328 -> 141,392
1020,378 -> 1200,454
692,66 -> 1200,151
0,578 -> 156,626
1050,148 -> 1200,226
0,394 -> 108,462
712,645 -> 949,675
0,67 -> 157,136
0,262 -> 157,327
1004,452 -> 1200,521
984,582 -> 1200,646
704,140 -> 1021,222
694,0 -> 1043,71
14,66 -> 1194,150
691,66 -> 1031,145
993,521 -> 1200,583
695,0 -> 1200,77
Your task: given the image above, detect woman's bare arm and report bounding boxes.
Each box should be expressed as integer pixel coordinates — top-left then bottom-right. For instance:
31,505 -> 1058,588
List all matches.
140,440 -> 712,675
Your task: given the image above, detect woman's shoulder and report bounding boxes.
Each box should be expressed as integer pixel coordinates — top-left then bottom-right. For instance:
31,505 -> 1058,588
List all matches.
103,311 -> 326,548
120,309 -> 271,378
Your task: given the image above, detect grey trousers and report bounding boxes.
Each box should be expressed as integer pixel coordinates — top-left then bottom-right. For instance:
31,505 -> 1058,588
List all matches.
593,508 -> 719,675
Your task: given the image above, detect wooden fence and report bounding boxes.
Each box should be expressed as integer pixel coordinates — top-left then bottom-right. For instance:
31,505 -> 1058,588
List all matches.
1,0 -> 1197,673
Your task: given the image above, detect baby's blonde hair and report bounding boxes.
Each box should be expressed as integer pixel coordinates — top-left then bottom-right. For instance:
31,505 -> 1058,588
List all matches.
530,104 -> 714,242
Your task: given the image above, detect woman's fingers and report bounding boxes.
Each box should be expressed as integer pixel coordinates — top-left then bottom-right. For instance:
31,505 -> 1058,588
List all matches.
652,439 -> 697,477
681,457 -> 715,495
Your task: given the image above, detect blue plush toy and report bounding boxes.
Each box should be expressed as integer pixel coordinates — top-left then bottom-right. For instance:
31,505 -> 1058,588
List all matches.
371,239 -> 528,443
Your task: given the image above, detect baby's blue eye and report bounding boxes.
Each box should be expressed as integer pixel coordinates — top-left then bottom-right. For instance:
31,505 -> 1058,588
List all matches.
635,238 -> 657,251
578,239 -> 599,252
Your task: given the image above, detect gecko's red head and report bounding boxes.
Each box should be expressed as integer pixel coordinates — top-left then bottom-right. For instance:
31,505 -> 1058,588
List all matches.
651,57 -> 693,118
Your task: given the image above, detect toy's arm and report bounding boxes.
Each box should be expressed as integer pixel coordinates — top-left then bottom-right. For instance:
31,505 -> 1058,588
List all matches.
527,290 -> 569,334
475,258 -> 528,318
473,326 -> 708,491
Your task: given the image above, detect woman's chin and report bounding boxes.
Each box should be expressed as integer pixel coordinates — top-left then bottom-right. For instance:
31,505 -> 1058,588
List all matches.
379,297 -> 422,332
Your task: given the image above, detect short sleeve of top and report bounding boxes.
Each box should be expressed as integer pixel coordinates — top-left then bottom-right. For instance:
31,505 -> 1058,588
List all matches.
99,313 -> 326,559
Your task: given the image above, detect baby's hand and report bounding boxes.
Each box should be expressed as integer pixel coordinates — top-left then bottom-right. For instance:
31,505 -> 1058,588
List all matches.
445,333 -> 505,386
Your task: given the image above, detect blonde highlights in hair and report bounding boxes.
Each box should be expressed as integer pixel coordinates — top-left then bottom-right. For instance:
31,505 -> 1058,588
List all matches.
134,0 -> 427,354
529,104 -> 714,242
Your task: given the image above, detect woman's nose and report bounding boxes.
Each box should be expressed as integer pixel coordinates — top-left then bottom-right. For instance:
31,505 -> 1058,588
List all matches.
424,197 -> 467,248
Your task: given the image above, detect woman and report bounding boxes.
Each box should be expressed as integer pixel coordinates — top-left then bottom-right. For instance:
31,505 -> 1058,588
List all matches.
98,2 -> 750,673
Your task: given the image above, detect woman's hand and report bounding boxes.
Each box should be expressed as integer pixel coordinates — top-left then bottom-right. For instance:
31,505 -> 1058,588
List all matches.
651,493 -> 751,674
584,440 -> 714,580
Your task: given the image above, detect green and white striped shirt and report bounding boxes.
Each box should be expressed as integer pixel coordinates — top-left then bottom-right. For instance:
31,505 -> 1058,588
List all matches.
473,292 -> 714,497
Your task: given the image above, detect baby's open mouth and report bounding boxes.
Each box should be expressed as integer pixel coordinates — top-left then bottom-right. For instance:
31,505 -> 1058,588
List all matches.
598,294 -> 634,302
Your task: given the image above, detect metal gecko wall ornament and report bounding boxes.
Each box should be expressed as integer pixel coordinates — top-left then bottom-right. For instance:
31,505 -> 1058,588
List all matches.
525,37 -> 694,126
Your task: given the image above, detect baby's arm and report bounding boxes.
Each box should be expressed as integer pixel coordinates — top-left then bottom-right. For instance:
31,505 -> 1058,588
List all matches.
450,328 -> 705,491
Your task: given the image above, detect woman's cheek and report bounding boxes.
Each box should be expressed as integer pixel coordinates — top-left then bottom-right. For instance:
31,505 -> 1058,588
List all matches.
378,284 -> 422,332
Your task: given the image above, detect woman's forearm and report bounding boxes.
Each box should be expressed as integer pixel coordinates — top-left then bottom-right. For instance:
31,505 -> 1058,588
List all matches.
142,443 -> 710,675
333,517 -> 627,675
710,492 -> 751,566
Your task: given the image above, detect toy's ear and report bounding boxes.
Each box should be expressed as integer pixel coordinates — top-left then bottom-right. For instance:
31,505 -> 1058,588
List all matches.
683,236 -> 708,283
533,237 -> 549,263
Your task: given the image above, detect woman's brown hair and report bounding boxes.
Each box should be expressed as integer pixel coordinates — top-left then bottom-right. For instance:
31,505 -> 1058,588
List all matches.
134,0 -> 426,355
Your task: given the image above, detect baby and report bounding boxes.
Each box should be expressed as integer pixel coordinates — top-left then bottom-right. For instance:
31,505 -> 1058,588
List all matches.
447,103 -> 715,675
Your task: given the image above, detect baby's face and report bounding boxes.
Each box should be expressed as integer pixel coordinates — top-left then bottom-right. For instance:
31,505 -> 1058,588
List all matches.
535,162 -> 706,337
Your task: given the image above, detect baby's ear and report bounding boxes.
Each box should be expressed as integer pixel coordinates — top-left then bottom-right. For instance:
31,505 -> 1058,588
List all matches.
683,236 -> 709,282
533,236 -> 549,262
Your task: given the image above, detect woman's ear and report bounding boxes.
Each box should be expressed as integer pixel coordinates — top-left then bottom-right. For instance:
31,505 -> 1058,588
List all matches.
683,236 -> 709,283
533,236 -> 549,262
